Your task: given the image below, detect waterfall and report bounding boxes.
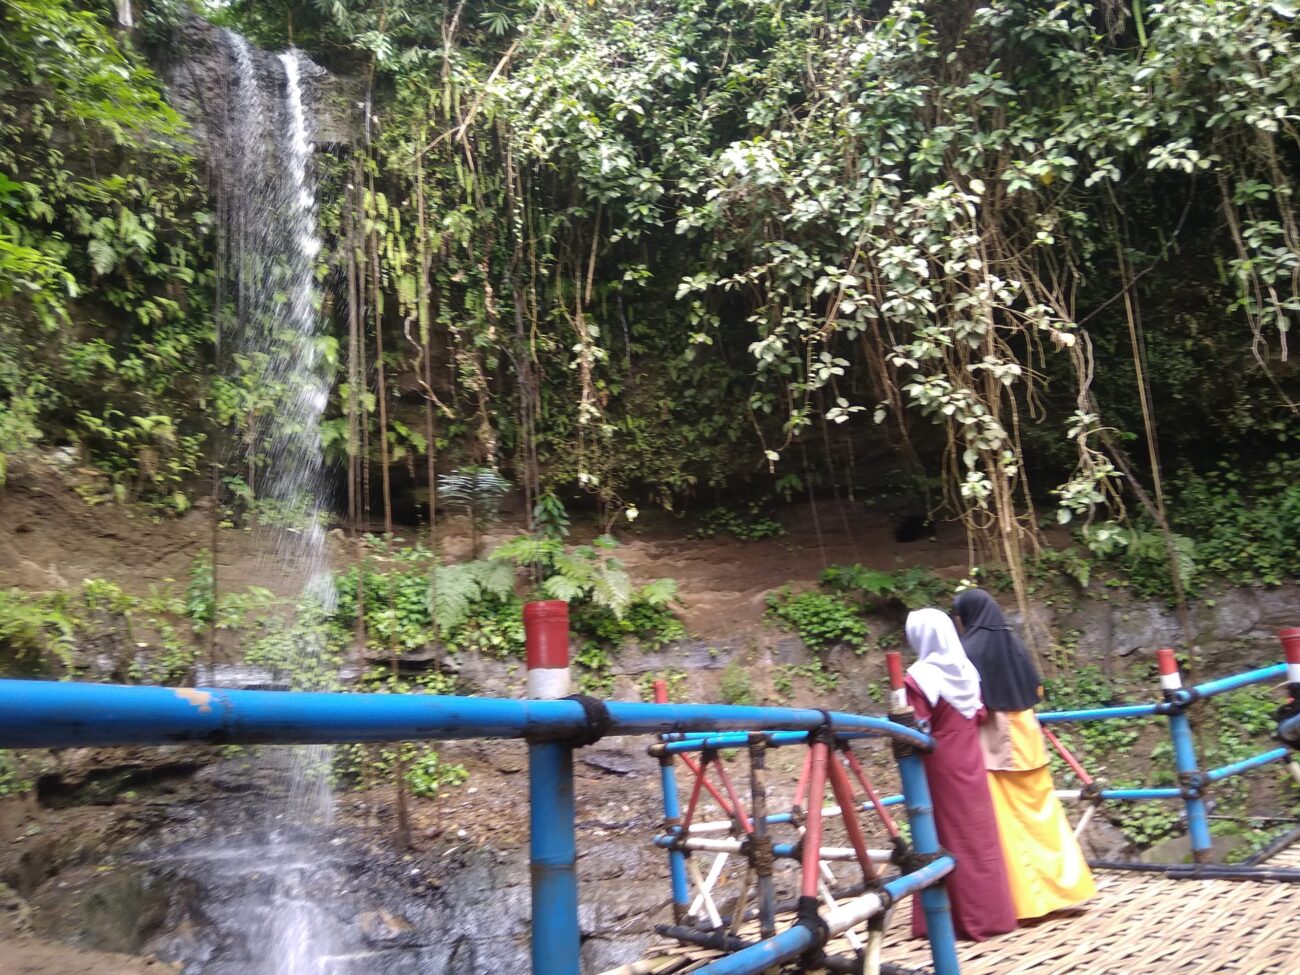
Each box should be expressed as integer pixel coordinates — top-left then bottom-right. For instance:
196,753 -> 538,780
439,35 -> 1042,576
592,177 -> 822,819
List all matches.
206,32 -> 340,975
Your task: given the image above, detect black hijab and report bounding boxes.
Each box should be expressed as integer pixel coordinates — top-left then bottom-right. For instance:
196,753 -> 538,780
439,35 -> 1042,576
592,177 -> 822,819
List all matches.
953,588 -> 1042,712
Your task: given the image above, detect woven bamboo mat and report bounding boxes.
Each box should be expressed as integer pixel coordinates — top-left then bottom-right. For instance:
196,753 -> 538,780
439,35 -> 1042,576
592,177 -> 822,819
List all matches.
881,869 -> 1298,974
630,864 -> 1300,975
1263,839 -> 1300,869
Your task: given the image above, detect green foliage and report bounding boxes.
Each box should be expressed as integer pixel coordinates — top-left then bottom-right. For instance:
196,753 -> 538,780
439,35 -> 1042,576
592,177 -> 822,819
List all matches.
772,661 -> 840,698
533,491 -> 571,540
0,586 -> 76,674
690,504 -> 784,542
0,752 -> 32,798
1107,797 -> 1183,849
1170,462 -> 1300,587
765,587 -> 868,653
820,565 -> 950,612
242,597 -> 346,690
719,662 -> 753,705
442,593 -> 525,658
1043,666 -> 1293,850
405,749 -> 469,799
431,557 -> 518,636
0,0 -> 211,502
1087,459 -> 1300,598
638,668 -> 687,702
490,533 -> 640,619
1111,528 -> 1198,601
186,550 -> 215,631
1043,666 -> 1141,760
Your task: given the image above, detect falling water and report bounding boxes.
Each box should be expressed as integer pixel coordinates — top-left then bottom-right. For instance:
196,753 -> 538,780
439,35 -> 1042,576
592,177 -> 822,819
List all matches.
207,32 -> 341,974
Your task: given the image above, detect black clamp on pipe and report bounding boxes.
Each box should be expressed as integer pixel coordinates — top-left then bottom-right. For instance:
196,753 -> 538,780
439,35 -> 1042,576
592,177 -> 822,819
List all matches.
897,845 -> 950,876
1081,780 -> 1106,803
809,709 -> 837,747
1171,688 -> 1200,709
795,893 -> 831,969
1275,698 -> 1300,750
749,833 -> 775,878
558,693 -> 612,747
1178,769 -> 1208,799
888,834 -> 911,867
889,710 -> 929,760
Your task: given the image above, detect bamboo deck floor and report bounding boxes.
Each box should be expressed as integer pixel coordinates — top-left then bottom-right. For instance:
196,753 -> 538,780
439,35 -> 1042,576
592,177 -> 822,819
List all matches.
631,839 -> 1300,975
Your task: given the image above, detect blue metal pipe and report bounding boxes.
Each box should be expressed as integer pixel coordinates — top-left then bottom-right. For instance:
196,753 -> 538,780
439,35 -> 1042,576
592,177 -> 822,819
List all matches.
0,680 -> 935,750
689,856 -> 956,975
896,742 -> 960,975
657,756 -> 690,918
1167,709 -> 1212,862
1204,747 -> 1291,783
687,921 -> 813,975
1037,703 -> 1162,724
1097,787 -> 1183,801
659,731 -> 812,753
530,741 -> 580,975
663,730 -> 871,743
1174,664 -> 1287,706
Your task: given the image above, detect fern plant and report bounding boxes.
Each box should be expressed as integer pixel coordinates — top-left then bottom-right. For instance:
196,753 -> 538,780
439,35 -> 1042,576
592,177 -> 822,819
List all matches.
491,533 -> 634,617
431,558 -> 517,634
437,467 -> 510,558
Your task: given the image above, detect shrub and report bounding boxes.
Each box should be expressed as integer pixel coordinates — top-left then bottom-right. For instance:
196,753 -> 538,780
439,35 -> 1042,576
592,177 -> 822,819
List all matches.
405,749 -> 469,799
765,587 -> 868,652
719,662 -> 753,705
819,564 -> 949,612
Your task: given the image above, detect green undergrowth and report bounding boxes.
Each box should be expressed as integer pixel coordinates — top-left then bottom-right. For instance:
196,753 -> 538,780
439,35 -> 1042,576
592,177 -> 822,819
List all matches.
765,588 -> 868,653
0,752 -> 32,798
771,661 -> 840,699
334,532 -> 687,692
0,533 -> 686,706
689,502 -> 784,542
764,565 -> 954,658
719,662 -> 754,705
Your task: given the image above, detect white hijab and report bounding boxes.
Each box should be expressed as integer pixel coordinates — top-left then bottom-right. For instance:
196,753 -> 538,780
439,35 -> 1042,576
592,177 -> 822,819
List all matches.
905,608 -> 983,720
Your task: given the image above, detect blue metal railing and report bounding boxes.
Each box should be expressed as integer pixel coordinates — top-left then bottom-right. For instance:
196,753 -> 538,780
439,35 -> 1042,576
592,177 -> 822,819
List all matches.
6,645 -> 1294,975
1039,653 -> 1298,866
0,677 -> 952,975
0,679 -> 932,750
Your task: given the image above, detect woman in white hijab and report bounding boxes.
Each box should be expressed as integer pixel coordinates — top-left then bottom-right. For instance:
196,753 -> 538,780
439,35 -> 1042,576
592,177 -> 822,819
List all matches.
902,608 -> 1017,941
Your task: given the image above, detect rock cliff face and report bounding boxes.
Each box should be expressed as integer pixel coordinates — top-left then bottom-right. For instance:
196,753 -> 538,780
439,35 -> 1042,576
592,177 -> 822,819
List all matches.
157,15 -> 359,153
1004,584 -> 1300,680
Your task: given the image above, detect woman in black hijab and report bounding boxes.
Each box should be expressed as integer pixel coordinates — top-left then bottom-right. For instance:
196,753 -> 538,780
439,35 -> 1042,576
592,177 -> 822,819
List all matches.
953,588 -> 1041,712
952,588 -> 1095,919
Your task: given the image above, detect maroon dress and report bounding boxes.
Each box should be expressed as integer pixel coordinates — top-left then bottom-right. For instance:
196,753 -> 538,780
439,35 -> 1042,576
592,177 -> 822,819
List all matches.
905,675 -> 1017,941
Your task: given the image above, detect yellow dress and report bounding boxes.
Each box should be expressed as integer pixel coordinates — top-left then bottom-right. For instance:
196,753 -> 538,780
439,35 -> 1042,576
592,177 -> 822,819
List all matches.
980,709 -> 1097,919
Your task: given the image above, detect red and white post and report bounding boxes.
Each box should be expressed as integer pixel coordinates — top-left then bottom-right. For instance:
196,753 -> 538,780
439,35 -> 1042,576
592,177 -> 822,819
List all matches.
522,599 -> 580,974
525,600 -> 572,700
1156,646 -> 1182,695
885,651 -> 908,713
1281,627 -> 1300,692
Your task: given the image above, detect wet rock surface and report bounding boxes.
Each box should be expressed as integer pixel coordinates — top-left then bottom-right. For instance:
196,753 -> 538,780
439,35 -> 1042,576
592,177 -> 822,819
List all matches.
3,747 -> 671,975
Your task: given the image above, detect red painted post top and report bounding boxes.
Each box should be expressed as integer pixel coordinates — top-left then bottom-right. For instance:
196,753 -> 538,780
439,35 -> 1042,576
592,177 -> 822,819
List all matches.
1280,628 -> 1300,665
653,679 -> 668,704
1155,647 -> 1179,675
524,600 -> 570,670
885,651 -> 905,691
